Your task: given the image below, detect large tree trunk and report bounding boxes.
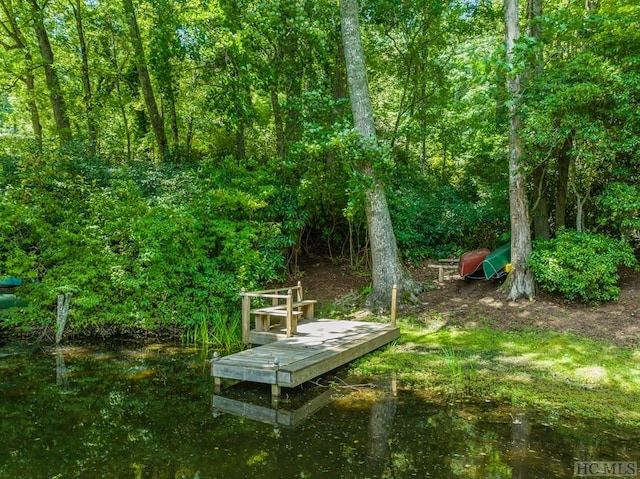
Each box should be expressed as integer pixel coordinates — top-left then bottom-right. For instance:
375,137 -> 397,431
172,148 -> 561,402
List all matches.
71,0 -> 97,154
340,0 -> 419,310
29,0 -> 72,146
504,0 -> 535,301
122,0 -> 168,158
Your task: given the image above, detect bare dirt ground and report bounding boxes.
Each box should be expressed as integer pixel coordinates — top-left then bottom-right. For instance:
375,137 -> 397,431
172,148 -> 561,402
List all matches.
297,257 -> 640,348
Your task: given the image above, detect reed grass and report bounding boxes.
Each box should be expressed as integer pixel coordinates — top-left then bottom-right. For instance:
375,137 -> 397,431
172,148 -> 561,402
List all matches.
181,310 -> 242,351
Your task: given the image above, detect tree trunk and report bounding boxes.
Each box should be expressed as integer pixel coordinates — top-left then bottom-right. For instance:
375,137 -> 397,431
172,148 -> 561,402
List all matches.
29,0 -> 72,146
555,134 -> 572,231
235,126 -> 246,161
284,55 -> 303,153
531,164 -> 550,239
108,25 -> 132,161
0,0 -> 43,147
71,0 -> 97,154
24,64 -> 43,149
122,0 -> 168,158
526,0 -> 549,239
340,0 -> 419,310
504,0 -> 535,301
165,80 -> 179,149
328,31 -> 347,167
571,160 -> 590,233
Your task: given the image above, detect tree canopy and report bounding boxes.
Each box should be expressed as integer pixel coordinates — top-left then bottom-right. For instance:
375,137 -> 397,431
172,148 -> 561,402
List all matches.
1,0 -> 638,334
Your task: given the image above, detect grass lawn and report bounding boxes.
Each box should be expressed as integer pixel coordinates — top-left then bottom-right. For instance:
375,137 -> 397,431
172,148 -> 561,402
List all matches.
351,315 -> 640,427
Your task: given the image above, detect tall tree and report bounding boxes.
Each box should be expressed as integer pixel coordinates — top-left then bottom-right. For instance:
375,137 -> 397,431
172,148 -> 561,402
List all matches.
340,0 -> 419,309
29,0 -> 72,146
0,0 -> 42,147
526,0 -> 550,240
504,0 -> 534,301
122,0 -> 168,157
148,0 -> 180,150
106,17 -> 132,160
70,0 -> 97,153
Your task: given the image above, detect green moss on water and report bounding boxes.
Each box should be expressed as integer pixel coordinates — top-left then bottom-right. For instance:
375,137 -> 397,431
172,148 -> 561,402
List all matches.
351,320 -> 640,426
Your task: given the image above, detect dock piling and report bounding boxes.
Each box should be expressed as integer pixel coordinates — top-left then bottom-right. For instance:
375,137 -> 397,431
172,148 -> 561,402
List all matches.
211,352 -> 221,392
391,284 -> 397,327
272,357 -> 281,401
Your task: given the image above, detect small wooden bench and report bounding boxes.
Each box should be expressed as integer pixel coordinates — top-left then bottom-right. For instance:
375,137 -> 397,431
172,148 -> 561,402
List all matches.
240,281 -> 317,343
427,258 -> 459,282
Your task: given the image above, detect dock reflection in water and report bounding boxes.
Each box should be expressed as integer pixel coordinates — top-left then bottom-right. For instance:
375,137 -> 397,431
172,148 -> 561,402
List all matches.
211,373 -> 397,429
212,387 -> 337,428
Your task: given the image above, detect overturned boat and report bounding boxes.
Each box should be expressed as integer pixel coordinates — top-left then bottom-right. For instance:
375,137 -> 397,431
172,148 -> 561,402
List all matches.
482,243 -> 511,280
458,248 -> 490,279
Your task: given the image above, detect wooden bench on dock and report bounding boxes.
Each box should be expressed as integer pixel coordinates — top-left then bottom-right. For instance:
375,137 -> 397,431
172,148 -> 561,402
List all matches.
240,281 -> 317,344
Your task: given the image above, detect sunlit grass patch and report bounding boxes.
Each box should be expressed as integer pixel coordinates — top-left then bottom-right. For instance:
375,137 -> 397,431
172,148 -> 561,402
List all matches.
351,320 -> 640,426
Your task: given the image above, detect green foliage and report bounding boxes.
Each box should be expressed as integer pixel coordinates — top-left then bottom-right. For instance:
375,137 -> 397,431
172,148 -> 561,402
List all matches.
357,323 -> 640,425
387,173 -> 509,263
528,229 -> 637,303
596,182 -> 640,242
0,150 -> 290,335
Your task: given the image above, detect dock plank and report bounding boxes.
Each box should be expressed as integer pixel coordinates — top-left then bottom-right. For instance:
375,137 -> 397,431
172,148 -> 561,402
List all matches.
212,318 -> 399,394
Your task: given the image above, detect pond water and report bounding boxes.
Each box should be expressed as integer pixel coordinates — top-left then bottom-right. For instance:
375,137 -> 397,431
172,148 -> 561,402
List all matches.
1,341 -> 638,479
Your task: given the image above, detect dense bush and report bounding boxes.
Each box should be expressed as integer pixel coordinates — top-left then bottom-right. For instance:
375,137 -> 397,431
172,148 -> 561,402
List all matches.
0,151 -> 290,335
387,177 -> 509,263
597,182 -> 640,244
528,229 -> 637,303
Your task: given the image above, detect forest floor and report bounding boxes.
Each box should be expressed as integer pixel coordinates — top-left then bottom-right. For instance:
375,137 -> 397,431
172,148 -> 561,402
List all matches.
297,256 -> 640,348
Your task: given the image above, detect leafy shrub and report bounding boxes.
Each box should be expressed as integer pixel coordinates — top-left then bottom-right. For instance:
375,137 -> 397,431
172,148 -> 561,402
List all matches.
528,229 -> 637,303
387,179 -> 509,263
596,182 -> 640,243
0,151 -> 290,335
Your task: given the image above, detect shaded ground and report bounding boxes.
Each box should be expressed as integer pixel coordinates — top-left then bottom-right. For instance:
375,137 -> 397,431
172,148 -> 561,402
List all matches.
297,257 -> 640,348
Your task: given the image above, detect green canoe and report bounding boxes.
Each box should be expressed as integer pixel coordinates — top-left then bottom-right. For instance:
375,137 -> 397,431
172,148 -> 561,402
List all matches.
0,294 -> 24,310
0,277 -> 23,309
482,243 -> 511,280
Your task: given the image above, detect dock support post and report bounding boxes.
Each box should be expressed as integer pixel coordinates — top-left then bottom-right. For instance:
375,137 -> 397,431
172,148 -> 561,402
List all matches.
211,352 -> 221,393
241,289 -> 250,344
391,284 -> 397,327
285,290 -> 294,337
271,384 -> 281,401
271,357 -> 281,402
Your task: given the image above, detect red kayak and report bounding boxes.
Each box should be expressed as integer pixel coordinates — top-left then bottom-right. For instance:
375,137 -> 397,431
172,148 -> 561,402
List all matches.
458,248 -> 490,279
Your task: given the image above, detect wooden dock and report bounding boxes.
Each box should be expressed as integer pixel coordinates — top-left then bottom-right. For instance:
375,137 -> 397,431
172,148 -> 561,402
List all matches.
211,318 -> 400,398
